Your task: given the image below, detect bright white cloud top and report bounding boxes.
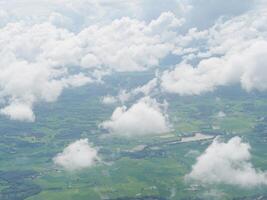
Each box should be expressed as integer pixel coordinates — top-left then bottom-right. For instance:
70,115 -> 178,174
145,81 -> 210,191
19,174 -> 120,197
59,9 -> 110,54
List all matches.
161,5 -> 267,95
0,12 -> 182,122
0,0 -> 266,122
0,102 -> 35,122
53,139 -> 99,171
186,137 -> 267,187
100,97 -> 170,136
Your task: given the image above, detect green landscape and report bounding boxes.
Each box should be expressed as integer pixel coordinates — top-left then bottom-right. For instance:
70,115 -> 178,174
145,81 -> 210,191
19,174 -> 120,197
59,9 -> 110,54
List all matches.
1,1 -> 267,199
0,72 -> 266,200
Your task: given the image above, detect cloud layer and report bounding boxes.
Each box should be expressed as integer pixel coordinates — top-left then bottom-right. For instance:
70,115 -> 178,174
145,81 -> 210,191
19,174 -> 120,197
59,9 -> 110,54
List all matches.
53,139 -> 99,171
161,5 -> 267,95
0,0 -> 266,122
186,137 -> 267,187
0,12 -> 181,121
100,97 -> 170,136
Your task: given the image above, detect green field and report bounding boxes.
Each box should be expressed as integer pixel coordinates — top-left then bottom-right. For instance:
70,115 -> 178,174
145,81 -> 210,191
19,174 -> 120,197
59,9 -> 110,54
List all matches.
0,74 -> 266,200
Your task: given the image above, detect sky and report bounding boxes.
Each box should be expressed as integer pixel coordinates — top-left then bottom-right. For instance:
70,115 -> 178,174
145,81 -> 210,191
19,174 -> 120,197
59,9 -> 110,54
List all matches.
0,0 -> 266,122
1,0 -> 267,188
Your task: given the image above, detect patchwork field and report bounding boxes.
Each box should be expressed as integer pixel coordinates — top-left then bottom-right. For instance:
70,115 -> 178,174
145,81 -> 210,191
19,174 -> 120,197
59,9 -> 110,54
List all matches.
0,74 -> 266,200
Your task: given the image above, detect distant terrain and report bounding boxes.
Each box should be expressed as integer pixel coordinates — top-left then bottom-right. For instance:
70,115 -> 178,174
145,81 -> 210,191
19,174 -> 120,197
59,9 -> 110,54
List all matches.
0,73 -> 266,200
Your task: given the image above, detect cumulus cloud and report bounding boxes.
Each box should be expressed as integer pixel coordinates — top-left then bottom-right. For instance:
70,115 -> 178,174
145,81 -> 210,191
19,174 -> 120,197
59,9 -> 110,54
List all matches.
77,14 -> 177,72
131,78 -> 159,97
186,137 -> 267,187
0,0 -> 189,30
100,97 -> 170,137
104,77 -> 159,104
53,139 -> 99,171
161,4 -> 267,95
217,111 -> 226,118
102,95 -> 118,105
1,0 -> 266,122
0,23 -> 91,121
1,0 -> 252,31
0,12 -> 182,121
0,102 -> 35,122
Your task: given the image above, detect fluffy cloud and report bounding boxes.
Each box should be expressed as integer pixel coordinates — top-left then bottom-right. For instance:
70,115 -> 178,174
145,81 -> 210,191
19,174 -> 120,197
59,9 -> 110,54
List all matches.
102,95 -> 118,105
1,0 -> 266,122
216,111 -> 226,118
77,12 -> 181,72
131,78 -> 159,97
0,0 -> 188,30
100,97 -> 170,136
0,22 -> 92,121
0,12 -> 182,122
161,4 -> 267,95
53,139 -> 99,171
1,0 -> 254,31
103,78 -> 159,104
0,102 -> 35,122
186,137 -> 267,187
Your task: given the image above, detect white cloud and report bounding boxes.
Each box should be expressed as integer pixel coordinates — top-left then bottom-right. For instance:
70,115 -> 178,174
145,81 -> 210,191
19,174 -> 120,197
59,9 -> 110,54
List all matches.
102,95 -> 118,105
0,0 -> 188,30
106,77 -> 159,104
217,111 -> 226,118
62,73 -> 92,87
53,139 -> 99,171
100,97 -> 170,137
186,137 -> 267,187
161,63 -> 217,95
76,12 -> 181,72
131,78 -> 159,97
0,102 -> 35,122
80,53 -> 101,69
161,5 -> 267,95
0,12 -> 182,122
0,0 -> 266,122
